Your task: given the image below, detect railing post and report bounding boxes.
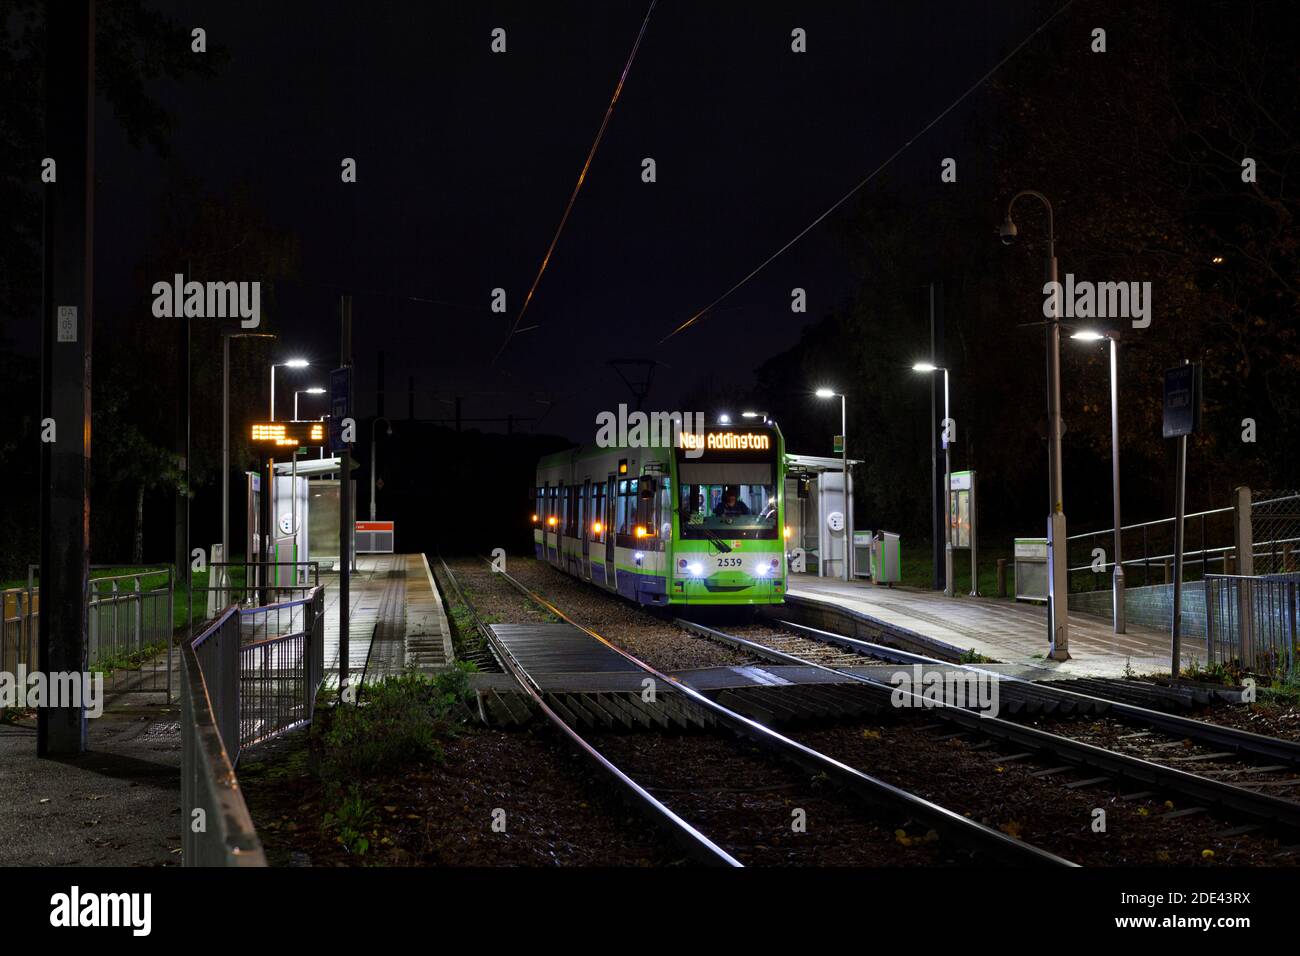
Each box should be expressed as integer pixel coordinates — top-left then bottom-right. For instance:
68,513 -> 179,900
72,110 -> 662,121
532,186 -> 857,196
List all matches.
1204,575 -> 1217,668
1233,486 -> 1253,666
88,582 -> 98,665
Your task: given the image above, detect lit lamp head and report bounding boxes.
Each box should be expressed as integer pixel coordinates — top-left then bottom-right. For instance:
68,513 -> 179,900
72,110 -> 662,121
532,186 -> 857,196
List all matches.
284,358 -> 310,369
814,388 -> 837,399
718,413 -> 731,424
911,362 -> 940,374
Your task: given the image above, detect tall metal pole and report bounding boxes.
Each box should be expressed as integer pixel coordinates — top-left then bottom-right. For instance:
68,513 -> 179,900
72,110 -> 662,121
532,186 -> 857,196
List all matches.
929,285 -> 942,590
1008,189 -> 1070,660
841,394 -> 850,582
1045,235 -> 1070,660
222,333 -> 230,569
270,364 -> 277,421
339,296 -> 353,699
1171,360 -> 1189,680
38,0 -> 94,756
1109,336 -> 1126,633
369,417 -> 390,521
943,369 -> 954,597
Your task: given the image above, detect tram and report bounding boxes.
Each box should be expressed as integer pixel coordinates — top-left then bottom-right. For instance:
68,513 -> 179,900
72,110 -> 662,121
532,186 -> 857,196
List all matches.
532,420 -> 788,606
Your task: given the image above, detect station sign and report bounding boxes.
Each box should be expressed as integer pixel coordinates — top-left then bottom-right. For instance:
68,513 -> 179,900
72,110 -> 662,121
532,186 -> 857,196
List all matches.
1162,363 -> 1202,438
833,434 -> 844,455
249,421 -> 327,448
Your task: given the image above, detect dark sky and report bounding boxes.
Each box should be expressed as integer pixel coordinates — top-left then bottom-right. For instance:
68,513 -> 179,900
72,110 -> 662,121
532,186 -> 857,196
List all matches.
93,0 -> 1042,442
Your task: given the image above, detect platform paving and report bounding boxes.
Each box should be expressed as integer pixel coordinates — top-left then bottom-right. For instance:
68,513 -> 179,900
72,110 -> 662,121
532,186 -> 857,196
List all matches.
785,574 -> 1206,679
324,553 -> 454,687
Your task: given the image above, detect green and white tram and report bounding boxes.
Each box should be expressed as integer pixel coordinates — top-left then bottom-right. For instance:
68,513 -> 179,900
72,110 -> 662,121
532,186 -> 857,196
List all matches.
533,421 -> 789,606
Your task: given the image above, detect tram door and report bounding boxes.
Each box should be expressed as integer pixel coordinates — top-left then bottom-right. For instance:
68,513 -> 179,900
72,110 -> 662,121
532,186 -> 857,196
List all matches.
604,476 -> 616,584
580,479 -> 592,580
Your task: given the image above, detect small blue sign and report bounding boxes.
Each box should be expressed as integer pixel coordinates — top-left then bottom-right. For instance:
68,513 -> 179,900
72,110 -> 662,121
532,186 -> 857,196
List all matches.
328,366 -> 351,452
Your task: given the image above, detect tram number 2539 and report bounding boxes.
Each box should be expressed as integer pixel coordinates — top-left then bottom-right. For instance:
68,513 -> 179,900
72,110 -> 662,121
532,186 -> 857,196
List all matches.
715,556 -> 743,568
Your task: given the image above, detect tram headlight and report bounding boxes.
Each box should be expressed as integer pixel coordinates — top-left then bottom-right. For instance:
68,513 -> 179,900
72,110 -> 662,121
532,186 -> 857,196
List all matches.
755,558 -> 780,577
689,562 -> 704,577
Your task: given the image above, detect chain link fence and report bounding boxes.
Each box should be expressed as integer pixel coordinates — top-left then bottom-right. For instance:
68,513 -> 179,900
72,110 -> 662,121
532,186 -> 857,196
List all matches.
1249,491 -> 1300,574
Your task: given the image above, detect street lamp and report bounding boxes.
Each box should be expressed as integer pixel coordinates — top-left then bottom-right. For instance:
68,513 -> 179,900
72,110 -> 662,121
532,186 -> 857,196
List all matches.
221,330 -> 275,578
294,386 -> 327,421
1001,189 -> 1069,660
741,411 -> 768,422
1071,327 -> 1125,633
815,388 -> 851,582
370,416 -> 393,521
269,357 -> 310,421
718,413 -> 731,424
912,362 -> 955,596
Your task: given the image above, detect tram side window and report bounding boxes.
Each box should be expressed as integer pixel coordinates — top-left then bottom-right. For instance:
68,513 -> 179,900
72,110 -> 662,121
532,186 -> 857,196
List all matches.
534,486 -> 543,523
568,485 -> 579,536
617,479 -> 639,537
548,485 -> 558,527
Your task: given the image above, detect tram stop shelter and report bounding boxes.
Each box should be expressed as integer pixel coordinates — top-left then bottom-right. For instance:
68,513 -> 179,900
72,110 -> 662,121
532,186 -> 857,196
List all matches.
784,452 -> 864,579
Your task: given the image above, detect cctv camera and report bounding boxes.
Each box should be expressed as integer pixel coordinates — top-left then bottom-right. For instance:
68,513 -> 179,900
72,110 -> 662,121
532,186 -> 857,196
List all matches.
998,218 -> 1018,245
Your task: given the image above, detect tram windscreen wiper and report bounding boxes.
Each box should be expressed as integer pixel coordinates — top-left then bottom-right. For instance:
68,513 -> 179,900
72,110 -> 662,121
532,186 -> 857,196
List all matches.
680,509 -> 732,553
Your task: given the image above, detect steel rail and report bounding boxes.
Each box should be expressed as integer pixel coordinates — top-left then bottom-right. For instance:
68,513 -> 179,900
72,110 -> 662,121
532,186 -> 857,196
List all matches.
488,563 -> 1075,866
436,558 -> 740,867
683,617 -> 1300,834
772,617 -> 1300,767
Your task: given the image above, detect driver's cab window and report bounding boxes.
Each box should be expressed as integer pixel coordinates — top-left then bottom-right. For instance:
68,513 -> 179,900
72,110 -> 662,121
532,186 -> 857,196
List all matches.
680,483 -> 778,531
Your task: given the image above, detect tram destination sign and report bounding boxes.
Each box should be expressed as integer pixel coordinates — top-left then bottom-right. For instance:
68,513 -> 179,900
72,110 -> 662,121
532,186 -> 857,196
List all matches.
679,430 -> 772,452
249,421 -> 327,448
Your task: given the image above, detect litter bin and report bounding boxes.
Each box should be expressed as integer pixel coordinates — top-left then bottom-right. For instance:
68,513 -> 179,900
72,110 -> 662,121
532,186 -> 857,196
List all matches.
872,532 -> 901,584
1014,537 -> 1048,602
853,531 -> 873,578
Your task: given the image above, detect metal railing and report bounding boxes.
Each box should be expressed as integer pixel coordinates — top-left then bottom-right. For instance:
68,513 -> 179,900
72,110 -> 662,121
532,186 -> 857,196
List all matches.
181,585 -> 326,866
88,568 -> 174,697
236,588 -> 326,750
188,561 -> 320,633
1204,574 -> 1298,676
1,587 -> 38,717
1067,493 -> 1300,592
181,606 -> 266,867
4,566 -> 174,712
1066,505 -> 1233,590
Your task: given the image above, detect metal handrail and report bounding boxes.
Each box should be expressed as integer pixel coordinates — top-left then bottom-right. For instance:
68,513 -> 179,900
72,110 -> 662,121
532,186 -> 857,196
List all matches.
181,585 -> 326,866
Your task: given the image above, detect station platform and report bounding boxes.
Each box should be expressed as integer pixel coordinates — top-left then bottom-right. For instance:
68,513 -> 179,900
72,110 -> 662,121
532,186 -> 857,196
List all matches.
323,553 -> 454,687
784,574 -> 1204,680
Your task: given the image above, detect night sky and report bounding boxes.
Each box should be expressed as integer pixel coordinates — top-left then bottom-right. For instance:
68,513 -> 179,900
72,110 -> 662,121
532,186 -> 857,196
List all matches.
82,0 -> 1041,443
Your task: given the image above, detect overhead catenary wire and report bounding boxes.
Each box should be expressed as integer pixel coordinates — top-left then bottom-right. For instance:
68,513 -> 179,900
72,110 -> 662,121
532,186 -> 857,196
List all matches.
493,0 -> 659,364
657,0 -> 1076,345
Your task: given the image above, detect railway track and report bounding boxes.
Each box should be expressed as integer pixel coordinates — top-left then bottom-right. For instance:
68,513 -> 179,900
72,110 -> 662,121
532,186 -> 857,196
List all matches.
676,617 -> 1300,845
440,557 -> 1074,867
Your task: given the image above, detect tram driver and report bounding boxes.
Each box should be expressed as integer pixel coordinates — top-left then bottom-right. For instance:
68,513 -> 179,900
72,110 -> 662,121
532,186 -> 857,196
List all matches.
713,485 -> 751,519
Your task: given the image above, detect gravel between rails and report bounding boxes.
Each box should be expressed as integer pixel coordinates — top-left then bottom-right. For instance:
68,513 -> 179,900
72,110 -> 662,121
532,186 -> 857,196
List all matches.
585,731 -> 955,866
444,557 -> 757,671
1039,714 -> 1300,796
717,623 -> 887,667
793,720 -> 1300,867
